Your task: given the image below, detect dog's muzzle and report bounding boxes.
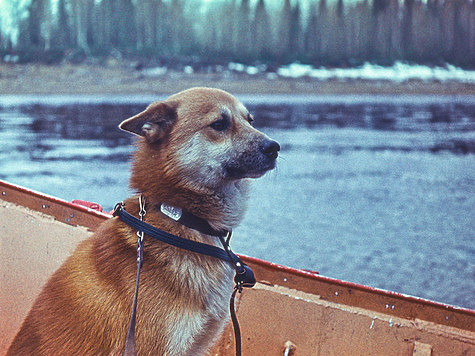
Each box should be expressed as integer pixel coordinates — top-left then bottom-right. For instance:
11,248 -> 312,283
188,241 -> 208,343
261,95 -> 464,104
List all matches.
224,139 -> 280,179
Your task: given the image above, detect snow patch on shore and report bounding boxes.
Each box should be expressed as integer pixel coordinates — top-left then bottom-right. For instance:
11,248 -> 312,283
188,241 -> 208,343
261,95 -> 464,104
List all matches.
278,62 -> 475,83
140,61 -> 475,83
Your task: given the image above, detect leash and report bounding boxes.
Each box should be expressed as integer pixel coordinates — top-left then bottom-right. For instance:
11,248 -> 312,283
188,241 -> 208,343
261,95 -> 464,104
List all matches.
123,195 -> 146,355
113,197 -> 255,356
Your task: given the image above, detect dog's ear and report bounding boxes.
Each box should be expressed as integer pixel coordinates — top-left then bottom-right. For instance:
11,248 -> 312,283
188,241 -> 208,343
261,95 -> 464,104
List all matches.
119,101 -> 177,143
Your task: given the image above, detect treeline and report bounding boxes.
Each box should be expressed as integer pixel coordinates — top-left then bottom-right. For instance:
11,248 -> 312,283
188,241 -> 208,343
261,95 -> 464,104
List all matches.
1,0 -> 474,68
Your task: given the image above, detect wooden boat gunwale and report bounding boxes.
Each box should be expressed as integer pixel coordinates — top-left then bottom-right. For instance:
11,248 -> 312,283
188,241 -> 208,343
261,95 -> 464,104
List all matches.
1,179 -> 473,334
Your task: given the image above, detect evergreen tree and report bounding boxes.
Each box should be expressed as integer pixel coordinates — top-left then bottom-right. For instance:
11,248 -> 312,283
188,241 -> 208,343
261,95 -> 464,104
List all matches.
54,0 -> 72,50
347,0 -> 372,63
135,0 -> 146,50
219,0 -> 237,58
169,0 -> 196,55
425,0 -> 443,63
0,17 -> 3,50
155,0 -> 170,54
374,0 -> 399,64
26,0 -> 44,49
289,1 -> 303,59
252,0 -> 272,61
401,0 -> 414,60
42,0 -> 52,50
110,0 -> 136,49
317,0 -> 329,63
70,0 -> 89,52
304,2 -> 319,63
236,0 -> 252,61
452,0 -> 471,66
136,0 -> 166,52
201,2 -> 220,57
328,0 -> 347,64
85,0 -> 95,48
94,0 -> 112,50
278,0 -> 292,60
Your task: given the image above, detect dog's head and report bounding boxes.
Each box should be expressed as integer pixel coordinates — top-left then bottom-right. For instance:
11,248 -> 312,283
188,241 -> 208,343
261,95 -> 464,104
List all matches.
119,87 -> 279,195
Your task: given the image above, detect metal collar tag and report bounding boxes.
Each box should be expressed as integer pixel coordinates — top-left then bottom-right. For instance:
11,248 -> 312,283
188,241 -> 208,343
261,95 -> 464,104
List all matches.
160,203 -> 182,221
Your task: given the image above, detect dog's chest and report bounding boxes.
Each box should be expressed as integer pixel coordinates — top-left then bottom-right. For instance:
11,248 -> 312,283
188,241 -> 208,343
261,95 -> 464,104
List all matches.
172,256 -> 235,306
163,260 -> 235,355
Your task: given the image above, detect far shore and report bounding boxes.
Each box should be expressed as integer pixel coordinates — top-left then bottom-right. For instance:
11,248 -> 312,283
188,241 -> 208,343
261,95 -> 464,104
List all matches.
1,63 -> 474,96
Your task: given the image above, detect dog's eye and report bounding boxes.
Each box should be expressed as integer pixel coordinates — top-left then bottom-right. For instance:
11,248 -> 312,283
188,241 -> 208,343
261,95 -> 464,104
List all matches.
210,118 -> 230,131
247,114 -> 254,125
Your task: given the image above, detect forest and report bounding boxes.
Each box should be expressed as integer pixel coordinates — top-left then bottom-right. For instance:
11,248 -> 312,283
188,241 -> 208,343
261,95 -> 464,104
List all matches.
1,0 -> 474,68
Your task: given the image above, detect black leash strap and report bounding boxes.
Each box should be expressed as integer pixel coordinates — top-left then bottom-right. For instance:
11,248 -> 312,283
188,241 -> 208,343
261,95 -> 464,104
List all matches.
113,199 -> 255,356
124,237 -> 142,355
218,233 -> 254,356
123,196 -> 146,356
230,287 -> 242,356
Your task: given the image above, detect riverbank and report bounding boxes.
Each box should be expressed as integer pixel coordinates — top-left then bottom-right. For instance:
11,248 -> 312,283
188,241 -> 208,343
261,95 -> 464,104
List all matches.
1,63 -> 474,96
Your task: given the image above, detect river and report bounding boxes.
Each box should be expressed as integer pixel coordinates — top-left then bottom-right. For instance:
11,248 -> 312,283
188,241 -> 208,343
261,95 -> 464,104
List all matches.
0,94 -> 473,309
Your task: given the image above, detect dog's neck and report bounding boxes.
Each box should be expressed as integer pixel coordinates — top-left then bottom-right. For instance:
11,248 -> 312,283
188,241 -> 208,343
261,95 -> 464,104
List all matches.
132,178 -> 250,232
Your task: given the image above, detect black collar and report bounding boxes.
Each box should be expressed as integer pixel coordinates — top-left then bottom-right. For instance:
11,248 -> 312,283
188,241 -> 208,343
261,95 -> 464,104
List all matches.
113,201 -> 255,289
158,203 -> 229,238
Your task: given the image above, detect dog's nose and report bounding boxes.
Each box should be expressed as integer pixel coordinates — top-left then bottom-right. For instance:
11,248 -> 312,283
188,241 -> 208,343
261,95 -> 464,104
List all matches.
261,140 -> 280,159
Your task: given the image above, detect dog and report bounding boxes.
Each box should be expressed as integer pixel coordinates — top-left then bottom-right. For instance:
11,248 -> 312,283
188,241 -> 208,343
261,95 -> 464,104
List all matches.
7,87 -> 280,355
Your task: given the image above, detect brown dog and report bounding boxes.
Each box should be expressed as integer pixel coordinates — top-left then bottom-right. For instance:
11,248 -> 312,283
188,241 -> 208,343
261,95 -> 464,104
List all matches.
7,88 -> 279,355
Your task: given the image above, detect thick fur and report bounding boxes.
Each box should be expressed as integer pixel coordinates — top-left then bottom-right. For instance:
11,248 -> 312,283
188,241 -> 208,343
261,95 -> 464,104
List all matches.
8,88 -> 279,355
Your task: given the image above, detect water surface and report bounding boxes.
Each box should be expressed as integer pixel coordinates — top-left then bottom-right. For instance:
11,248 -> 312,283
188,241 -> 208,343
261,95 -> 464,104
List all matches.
0,94 -> 473,309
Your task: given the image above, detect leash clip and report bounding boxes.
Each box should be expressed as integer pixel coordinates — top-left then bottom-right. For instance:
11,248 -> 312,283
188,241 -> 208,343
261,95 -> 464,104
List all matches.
234,264 -> 256,292
138,195 -> 147,220
113,201 -> 124,217
136,196 -> 146,268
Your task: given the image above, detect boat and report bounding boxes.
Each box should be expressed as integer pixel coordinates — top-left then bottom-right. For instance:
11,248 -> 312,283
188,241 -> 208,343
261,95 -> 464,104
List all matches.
1,179 -> 474,355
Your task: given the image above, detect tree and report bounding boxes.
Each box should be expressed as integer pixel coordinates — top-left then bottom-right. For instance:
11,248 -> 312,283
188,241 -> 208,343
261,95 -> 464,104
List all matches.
201,1 -> 220,56
426,0 -> 444,62
277,0 -> 292,60
452,0 -> 471,66
318,0 -> 330,63
27,0 -> 45,49
252,0 -> 272,61
326,0 -> 347,64
0,17 -> 3,50
54,0 -> 73,50
70,0 -> 89,52
304,2 -> 319,63
41,0 -> 52,50
373,0 -> 389,15
157,0 -> 172,54
372,0 -> 400,64
136,0 -> 166,52
401,0 -> 414,60
347,0 -> 372,63
110,0 -> 136,49
215,0 -> 237,58
169,0 -> 196,55
289,1 -> 303,59
236,0 -> 252,61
